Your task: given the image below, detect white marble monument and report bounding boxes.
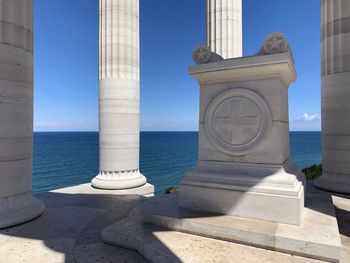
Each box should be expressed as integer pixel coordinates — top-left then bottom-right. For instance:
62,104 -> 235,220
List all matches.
91,0 -> 153,194
179,33 -> 305,225
102,34 -> 341,263
0,0 -> 45,228
207,0 -> 242,58
314,0 -> 350,194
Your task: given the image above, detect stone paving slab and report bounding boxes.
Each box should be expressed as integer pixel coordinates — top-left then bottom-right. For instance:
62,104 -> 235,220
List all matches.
0,184 -> 150,263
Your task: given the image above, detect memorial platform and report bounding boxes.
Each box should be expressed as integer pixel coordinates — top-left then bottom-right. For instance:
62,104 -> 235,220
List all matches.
0,182 -> 349,263
103,182 -> 344,263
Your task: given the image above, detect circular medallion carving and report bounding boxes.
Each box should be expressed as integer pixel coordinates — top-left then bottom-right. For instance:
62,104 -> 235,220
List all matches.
205,89 -> 272,156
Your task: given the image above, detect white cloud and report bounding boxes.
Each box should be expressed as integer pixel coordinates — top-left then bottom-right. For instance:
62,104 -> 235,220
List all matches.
289,113 -> 321,131
295,113 -> 321,122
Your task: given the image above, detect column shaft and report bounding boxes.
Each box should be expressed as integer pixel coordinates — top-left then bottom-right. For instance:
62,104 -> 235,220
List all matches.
207,0 -> 242,59
92,0 -> 146,190
315,0 -> 350,193
0,0 -> 45,228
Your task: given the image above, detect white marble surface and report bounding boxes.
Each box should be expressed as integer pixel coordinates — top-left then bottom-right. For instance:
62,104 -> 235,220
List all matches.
53,183 -> 154,197
0,183 -> 349,263
0,0 -> 45,229
0,183 -> 149,263
207,0 -> 242,58
179,161 -> 305,225
141,183 -> 341,262
92,0 -> 150,191
316,0 -> 350,194
180,50 -> 304,225
103,183 -> 348,263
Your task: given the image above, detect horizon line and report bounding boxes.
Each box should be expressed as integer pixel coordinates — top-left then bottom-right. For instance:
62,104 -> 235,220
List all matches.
33,130 -> 322,133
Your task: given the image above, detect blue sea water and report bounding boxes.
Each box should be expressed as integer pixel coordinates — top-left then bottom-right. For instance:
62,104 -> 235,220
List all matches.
33,132 -> 321,195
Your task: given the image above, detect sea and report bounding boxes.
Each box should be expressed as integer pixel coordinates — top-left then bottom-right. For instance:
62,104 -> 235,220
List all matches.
33,131 -> 321,195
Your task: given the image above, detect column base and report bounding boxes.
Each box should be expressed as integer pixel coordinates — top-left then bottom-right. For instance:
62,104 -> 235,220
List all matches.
314,172 -> 350,194
91,169 -> 147,190
0,192 -> 45,229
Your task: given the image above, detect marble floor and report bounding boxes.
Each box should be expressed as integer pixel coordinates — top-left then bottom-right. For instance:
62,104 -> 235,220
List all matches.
0,183 -> 349,263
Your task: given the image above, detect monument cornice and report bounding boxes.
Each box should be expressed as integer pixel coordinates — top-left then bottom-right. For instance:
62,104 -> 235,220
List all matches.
189,53 -> 296,87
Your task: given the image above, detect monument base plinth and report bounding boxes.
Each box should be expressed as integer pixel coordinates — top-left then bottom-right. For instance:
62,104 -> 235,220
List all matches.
179,160 -> 305,225
102,183 -> 341,263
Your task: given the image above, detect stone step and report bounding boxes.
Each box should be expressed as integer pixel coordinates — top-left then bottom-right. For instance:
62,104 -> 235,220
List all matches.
103,213 -> 326,263
102,183 -> 342,263
140,185 -> 341,263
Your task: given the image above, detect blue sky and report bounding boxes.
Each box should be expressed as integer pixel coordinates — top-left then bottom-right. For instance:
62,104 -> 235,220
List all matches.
34,0 -> 321,132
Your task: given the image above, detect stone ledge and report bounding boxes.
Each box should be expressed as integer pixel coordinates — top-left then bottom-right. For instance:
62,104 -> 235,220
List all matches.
51,182 -> 154,197
103,183 -> 342,263
104,222 -> 327,263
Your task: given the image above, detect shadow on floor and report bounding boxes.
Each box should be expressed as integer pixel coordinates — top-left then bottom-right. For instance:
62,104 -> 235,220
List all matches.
0,190 -> 181,263
311,182 -> 350,238
1,181 -> 350,263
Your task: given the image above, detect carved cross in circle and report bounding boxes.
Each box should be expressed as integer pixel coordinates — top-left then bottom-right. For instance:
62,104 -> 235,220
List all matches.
214,99 -> 260,146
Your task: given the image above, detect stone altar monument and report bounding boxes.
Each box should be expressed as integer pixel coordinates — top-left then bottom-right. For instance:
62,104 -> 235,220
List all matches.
0,0 -> 45,228
102,33 -> 341,263
315,0 -> 350,194
179,33 -> 304,225
91,0 -> 153,195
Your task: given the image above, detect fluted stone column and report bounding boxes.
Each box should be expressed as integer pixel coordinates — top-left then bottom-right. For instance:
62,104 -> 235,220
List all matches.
0,0 -> 45,228
91,0 -> 148,190
315,0 -> 350,193
207,0 -> 242,59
